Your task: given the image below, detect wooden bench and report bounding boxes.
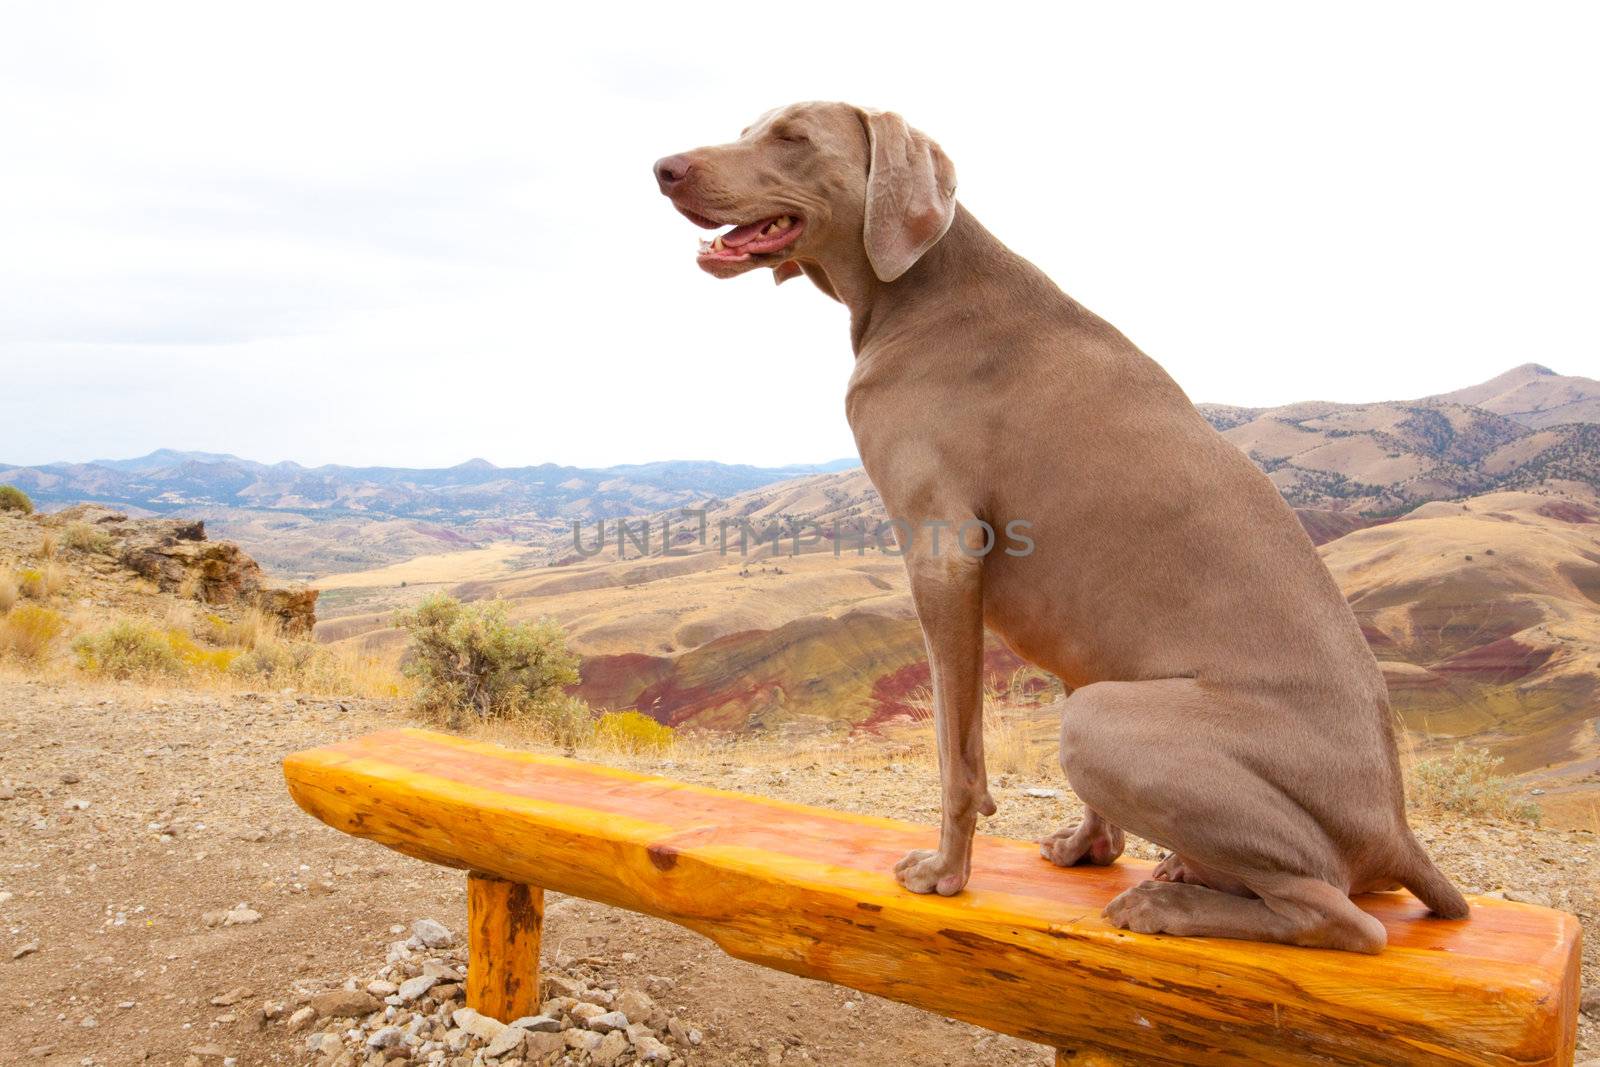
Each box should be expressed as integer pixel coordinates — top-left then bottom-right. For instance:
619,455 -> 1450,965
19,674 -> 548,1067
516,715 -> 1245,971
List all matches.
283,728 -> 1582,1066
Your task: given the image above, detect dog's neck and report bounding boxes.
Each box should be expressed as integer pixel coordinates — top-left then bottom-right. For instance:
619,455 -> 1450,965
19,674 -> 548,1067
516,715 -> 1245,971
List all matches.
828,204 -> 1021,356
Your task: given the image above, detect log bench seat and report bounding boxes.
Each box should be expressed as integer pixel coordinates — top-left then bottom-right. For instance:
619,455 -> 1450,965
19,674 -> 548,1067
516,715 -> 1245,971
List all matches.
283,728 -> 1581,1065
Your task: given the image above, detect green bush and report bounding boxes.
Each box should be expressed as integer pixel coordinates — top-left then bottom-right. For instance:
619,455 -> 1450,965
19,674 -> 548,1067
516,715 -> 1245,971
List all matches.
1408,744 -> 1541,824
0,484 -> 33,515
395,594 -> 582,727
73,620 -> 185,679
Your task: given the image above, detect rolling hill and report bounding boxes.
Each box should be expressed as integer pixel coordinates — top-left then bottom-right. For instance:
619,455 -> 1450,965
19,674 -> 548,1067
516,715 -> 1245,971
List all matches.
1195,364 -> 1600,512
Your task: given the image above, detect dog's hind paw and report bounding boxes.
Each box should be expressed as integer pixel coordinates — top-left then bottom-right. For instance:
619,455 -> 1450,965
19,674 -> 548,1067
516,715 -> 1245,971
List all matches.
1040,819 -> 1124,867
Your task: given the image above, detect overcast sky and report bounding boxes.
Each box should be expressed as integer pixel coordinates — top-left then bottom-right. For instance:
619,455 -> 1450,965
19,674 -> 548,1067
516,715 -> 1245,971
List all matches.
2,2 -> 1596,469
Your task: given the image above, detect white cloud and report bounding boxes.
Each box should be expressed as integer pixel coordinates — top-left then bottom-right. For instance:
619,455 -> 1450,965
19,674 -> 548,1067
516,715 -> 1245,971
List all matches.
1,1 -> 1596,467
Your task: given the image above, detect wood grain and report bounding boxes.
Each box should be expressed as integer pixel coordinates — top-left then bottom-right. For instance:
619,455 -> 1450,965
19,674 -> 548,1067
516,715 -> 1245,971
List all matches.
283,728 -> 1581,1066
466,872 -> 543,1023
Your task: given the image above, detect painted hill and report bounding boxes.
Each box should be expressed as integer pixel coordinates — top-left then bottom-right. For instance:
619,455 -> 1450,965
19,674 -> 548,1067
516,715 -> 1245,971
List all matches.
313,475 -> 1600,823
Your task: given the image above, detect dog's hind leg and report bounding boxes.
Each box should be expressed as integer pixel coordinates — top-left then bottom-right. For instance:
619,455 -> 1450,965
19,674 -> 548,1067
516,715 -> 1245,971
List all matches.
1053,677 -> 1395,953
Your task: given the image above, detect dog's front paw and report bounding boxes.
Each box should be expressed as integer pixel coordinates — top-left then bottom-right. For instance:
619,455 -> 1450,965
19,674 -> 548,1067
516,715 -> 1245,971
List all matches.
894,848 -> 968,896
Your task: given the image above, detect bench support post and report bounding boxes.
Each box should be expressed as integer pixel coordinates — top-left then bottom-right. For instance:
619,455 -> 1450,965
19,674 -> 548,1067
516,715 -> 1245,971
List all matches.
466,872 -> 544,1022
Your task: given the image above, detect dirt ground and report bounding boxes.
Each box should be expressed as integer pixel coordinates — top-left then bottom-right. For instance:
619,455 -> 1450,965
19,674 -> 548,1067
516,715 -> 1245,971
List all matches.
1,675 -> 1595,1065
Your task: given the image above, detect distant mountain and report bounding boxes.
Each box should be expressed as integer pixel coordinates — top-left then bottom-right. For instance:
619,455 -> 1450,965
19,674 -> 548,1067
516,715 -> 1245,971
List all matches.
5,364 -> 1597,574
1428,363 -> 1600,429
0,454 -> 862,522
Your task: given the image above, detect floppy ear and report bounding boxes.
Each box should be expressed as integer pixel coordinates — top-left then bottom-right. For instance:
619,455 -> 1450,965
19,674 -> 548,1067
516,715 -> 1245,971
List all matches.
860,110 -> 957,282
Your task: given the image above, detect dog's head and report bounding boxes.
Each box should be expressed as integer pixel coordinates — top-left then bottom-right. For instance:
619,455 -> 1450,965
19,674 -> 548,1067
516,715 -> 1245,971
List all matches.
654,102 -> 957,291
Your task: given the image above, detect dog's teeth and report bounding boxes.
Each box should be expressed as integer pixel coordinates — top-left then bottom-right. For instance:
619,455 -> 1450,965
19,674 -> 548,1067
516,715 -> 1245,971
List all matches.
776,216 -> 791,229
712,236 -> 725,252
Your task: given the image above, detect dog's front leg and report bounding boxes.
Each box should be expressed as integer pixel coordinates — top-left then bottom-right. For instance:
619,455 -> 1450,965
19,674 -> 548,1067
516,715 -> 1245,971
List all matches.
894,532 -> 993,896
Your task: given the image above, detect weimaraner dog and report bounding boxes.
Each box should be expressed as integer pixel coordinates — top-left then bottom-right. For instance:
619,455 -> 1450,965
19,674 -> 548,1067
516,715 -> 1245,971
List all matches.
654,102 -> 1467,952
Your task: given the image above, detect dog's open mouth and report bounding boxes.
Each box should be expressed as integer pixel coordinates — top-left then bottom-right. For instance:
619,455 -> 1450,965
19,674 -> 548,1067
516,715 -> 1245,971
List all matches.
691,214 -> 806,273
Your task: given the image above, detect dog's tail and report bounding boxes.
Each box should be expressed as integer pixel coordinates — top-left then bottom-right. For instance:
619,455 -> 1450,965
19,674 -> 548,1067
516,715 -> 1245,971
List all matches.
1398,839 -> 1470,919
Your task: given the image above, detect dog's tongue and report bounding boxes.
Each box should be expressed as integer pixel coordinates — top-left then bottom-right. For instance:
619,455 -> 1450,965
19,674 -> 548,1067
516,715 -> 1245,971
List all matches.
718,220 -> 771,249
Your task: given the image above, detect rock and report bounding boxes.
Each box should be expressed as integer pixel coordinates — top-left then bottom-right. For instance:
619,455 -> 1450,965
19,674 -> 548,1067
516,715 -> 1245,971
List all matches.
1502,889 -> 1552,907
11,940 -> 40,959
510,1015 -> 562,1033
206,904 -> 261,927
642,976 -> 675,997
587,1010 -> 629,1034
186,1045 -> 230,1059
541,974 -> 583,1000
209,987 -> 249,1007
523,1032 -> 564,1059
367,1026 -> 405,1050
59,502 -> 320,635
287,1006 -> 317,1031
484,1026 -> 526,1058
309,989 -> 382,1018
396,975 -> 437,1002
1022,787 -> 1061,799
366,981 -> 399,997
592,1029 -> 630,1067
411,919 -> 455,949
634,1035 -> 673,1064
613,990 -> 655,1023
1581,984 -> 1600,1019
459,1010 -> 504,1042
569,1002 -> 607,1026
564,1029 -> 602,1054
442,1028 -> 470,1053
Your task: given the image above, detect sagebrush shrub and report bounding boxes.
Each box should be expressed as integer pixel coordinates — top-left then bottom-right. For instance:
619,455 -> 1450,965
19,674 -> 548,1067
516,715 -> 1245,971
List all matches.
395,593 -> 582,726
1408,743 -> 1541,824
0,484 -> 33,515
0,603 -> 66,660
61,522 -> 114,555
73,620 -> 186,678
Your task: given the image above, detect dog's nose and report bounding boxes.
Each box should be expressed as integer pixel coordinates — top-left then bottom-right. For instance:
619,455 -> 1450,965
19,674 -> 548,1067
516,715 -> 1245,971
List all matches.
654,154 -> 693,193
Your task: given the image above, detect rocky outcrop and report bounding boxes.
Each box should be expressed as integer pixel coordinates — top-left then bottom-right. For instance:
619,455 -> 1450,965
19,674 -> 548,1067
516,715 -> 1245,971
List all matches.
44,504 -> 317,634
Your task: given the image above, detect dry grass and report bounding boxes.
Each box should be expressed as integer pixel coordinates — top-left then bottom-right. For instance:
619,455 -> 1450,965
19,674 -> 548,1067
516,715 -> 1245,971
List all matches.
18,562 -> 64,600
0,603 -> 67,661
63,602 -> 408,699
900,681 -> 1059,778
35,528 -> 57,559
0,568 -> 17,614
